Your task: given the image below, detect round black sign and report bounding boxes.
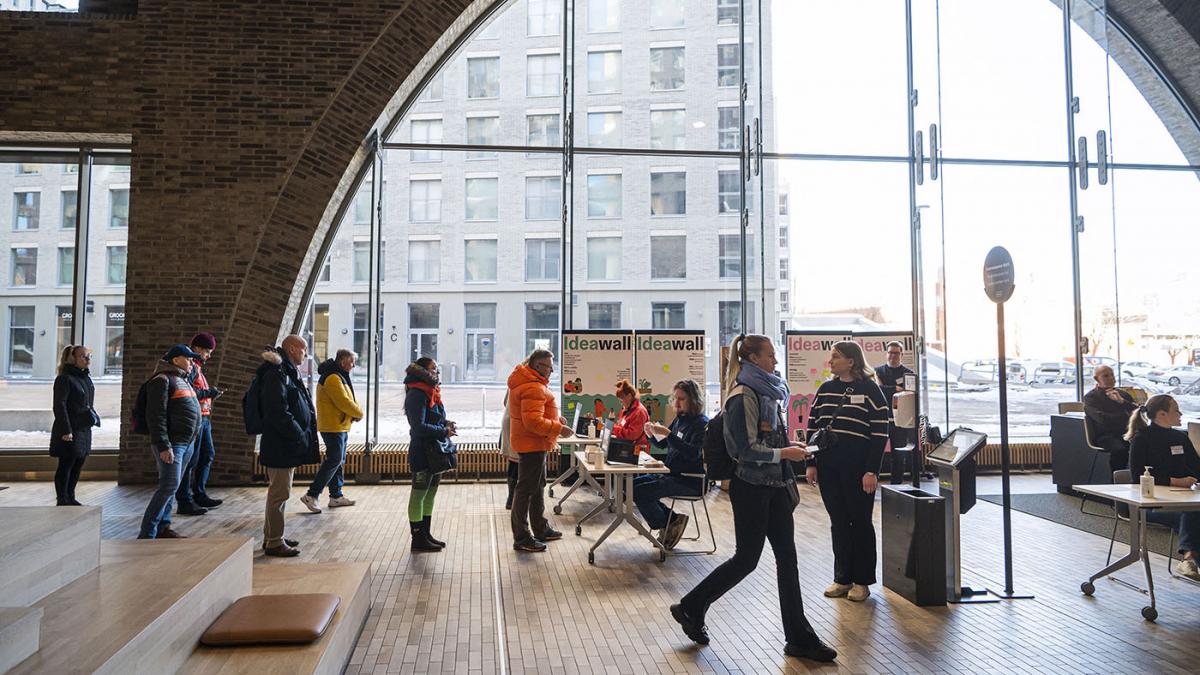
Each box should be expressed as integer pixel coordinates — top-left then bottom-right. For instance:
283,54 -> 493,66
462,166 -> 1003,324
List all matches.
983,246 -> 1015,303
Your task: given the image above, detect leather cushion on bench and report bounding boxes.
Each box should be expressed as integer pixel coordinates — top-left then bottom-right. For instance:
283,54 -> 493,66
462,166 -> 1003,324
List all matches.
201,593 -> 341,646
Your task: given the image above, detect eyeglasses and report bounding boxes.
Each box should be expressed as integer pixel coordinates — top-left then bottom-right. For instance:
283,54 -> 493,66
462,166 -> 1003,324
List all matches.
79,355 -> 92,360
887,351 -> 902,356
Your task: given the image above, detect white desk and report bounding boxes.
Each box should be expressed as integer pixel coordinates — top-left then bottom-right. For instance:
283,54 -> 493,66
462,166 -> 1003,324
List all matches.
573,450 -> 671,564
547,436 -> 605,513
1074,483 -> 1200,621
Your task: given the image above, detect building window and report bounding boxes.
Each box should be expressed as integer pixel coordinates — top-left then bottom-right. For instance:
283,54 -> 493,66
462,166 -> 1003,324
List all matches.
465,303 -> 497,378
109,189 -> 129,228
649,47 -> 685,90
719,234 -> 755,278
650,235 -> 686,279
13,192 -> 39,231
589,0 -> 619,32
717,0 -> 739,25
718,170 -> 741,213
587,236 -> 621,281
467,56 -> 500,98
780,290 -> 790,313
650,170 -> 686,216
587,173 -> 622,218
353,188 -> 371,225
352,304 -> 369,358
718,106 -> 740,150
409,179 -> 442,222
63,164 -> 78,175
527,113 -> 561,149
525,238 -> 560,282
318,256 -> 331,282
353,241 -> 371,283
650,109 -> 686,149
466,177 -> 499,221
465,239 -> 498,282
10,247 -> 36,286
779,258 -> 789,280
589,303 -> 621,329
717,43 -> 739,87
410,119 -> 443,162
409,304 -> 440,362
8,306 -> 34,375
57,247 -> 74,286
60,190 -> 77,230
56,306 -> 72,358
418,72 -> 443,101
106,245 -> 127,285
467,116 -> 500,158
652,302 -> 686,329
16,164 -> 39,176
526,54 -> 561,97
650,0 -> 685,29
527,0 -> 560,36
525,302 -> 560,356
779,193 -> 789,215
587,50 -> 622,94
779,225 -> 789,247
587,111 -> 622,147
408,240 -> 440,283
104,306 -> 124,376
718,301 -> 741,347
525,176 -> 561,220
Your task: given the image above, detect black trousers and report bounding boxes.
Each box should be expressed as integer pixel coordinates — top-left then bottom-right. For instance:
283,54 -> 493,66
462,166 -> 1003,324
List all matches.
817,459 -> 878,586
511,451 -> 550,542
680,476 -> 821,647
54,455 -> 86,503
1095,435 -> 1130,474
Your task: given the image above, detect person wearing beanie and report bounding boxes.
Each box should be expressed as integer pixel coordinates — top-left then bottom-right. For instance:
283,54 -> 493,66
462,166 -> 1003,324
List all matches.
404,357 -> 456,552
301,348 -> 363,513
137,344 -> 204,540
174,331 -> 225,515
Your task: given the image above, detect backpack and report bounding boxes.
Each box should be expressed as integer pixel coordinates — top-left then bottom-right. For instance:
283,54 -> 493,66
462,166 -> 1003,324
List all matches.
130,374 -> 172,435
242,372 -> 266,435
702,384 -> 750,481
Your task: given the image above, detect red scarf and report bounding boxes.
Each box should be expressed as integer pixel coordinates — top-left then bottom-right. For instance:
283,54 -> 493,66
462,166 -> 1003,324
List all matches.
407,381 -> 442,408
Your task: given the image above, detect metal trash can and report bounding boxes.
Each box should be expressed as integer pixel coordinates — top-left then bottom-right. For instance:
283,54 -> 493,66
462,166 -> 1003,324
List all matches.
881,485 -> 947,607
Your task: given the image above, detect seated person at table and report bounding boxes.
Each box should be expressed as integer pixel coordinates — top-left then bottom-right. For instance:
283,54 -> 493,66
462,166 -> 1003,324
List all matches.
1084,365 -> 1138,471
1126,394 -> 1200,581
612,379 -> 650,455
633,379 -> 708,550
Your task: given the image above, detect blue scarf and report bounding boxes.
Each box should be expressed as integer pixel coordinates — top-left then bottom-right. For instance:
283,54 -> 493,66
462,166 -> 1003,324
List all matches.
736,361 -> 789,430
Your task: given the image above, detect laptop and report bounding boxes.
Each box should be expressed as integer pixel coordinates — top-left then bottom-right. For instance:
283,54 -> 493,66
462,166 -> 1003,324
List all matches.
605,420 -> 637,465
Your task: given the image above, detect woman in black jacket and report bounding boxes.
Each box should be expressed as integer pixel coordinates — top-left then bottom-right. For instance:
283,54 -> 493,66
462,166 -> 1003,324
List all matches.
50,345 -> 100,506
805,340 -> 890,603
1126,394 -> 1200,581
404,357 -> 456,552
634,379 -> 708,549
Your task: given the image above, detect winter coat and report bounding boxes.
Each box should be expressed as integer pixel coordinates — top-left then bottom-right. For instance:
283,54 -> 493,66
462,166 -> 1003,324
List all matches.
403,363 -> 450,473
316,358 -> 363,433
506,363 -> 562,453
49,364 -> 100,459
612,398 -> 651,454
146,360 -> 202,453
256,348 -> 319,468
187,358 -> 220,417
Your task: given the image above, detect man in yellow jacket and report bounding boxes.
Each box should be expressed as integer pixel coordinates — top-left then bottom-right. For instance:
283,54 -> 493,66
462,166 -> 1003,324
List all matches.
301,349 -> 364,513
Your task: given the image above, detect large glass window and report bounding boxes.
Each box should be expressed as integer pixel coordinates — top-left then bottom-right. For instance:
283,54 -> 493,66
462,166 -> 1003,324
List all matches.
649,47 -> 685,91
408,239 -> 440,283
650,170 -> 686,215
525,175 -> 561,220
589,0 -> 619,32
649,0 -> 685,29
717,170 -> 740,214
103,305 -> 123,376
464,238 -> 498,282
410,119 -> 443,162
353,240 -> 371,283
7,307 -> 34,375
650,108 -> 686,149
352,304 -> 369,358
57,246 -> 74,286
587,110 -> 622,147
525,238 -> 560,282
467,56 -> 501,98
109,189 -> 128,228
409,179 -> 442,222
12,192 -> 38,230
587,49 -> 621,94
409,303 -> 440,362
55,306 -> 72,357
466,116 -> 499,158
586,172 -> 622,218
466,177 -> 499,220
60,190 -> 77,230
717,43 -> 739,87
10,247 -> 36,286
588,302 -> 621,329
587,236 -> 621,281
526,53 -> 561,97
527,113 -> 561,149
717,105 -> 740,150
652,302 -> 685,329
650,234 -> 686,279
106,245 -> 126,285
525,302 -> 560,356
527,0 -> 560,37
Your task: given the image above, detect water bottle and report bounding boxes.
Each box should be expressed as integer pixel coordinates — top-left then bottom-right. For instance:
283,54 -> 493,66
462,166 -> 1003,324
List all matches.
1140,466 -> 1155,498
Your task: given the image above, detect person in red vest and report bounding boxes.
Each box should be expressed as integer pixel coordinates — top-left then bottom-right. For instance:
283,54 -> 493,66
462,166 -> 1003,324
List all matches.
612,379 -> 650,455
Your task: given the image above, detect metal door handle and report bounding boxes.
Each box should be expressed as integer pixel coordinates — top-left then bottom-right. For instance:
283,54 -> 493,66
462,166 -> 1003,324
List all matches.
1077,136 -> 1089,190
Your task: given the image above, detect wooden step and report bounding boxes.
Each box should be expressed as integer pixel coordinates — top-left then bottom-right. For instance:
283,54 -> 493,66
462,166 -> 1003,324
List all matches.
179,561 -> 372,675
11,537 -> 252,675
0,506 -> 101,607
0,608 -> 41,675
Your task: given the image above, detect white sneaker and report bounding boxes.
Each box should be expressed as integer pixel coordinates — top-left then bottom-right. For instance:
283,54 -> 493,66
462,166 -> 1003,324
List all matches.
300,494 -> 322,513
847,584 -> 871,602
823,582 -> 852,598
328,496 -> 356,508
1174,558 -> 1200,582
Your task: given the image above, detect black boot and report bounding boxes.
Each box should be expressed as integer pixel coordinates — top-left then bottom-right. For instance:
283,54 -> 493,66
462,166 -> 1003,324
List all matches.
410,522 -> 441,552
422,516 -> 446,548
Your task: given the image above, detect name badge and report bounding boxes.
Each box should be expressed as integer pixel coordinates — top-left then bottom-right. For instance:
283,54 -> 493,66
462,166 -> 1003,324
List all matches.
675,430 -> 684,439
1171,445 -> 1184,456
850,395 -> 865,405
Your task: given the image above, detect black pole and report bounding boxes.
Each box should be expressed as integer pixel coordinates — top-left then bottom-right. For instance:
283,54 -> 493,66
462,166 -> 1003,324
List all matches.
997,302 -> 1014,594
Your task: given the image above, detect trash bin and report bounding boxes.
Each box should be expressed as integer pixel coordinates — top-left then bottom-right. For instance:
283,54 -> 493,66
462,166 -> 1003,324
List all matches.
881,485 -> 946,607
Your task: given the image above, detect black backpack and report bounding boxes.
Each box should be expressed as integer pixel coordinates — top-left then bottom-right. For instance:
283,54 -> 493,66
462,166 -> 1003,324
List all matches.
130,374 -> 172,435
702,384 -> 749,481
242,372 -> 266,435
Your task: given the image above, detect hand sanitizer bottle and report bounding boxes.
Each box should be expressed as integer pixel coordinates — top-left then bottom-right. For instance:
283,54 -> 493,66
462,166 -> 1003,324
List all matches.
1140,466 -> 1155,498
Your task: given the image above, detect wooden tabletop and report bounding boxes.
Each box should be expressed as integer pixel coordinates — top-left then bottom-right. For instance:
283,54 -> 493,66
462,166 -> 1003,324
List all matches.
557,436 -> 602,446
574,450 -> 670,475
1073,483 -> 1200,508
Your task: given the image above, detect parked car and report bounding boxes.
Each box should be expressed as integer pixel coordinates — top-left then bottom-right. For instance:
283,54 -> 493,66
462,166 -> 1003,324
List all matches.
1119,361 -> 1157,379
1146,365 -> 1200,386
1032,361 -> 1077,385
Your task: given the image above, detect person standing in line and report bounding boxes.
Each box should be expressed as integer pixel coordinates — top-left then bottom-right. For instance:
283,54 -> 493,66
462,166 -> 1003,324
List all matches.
50,345 -> 100,506
137,344 -> 204,539
612,379 -> 651,455
508,349 -> 573,553
404,356 -> 455,552
501,391 -> 519,510
257,335 -> 319,557
301,348 -> 363,513
671,334 -> 836,664
1084,364 -> 1138,472
874,341 -> 915,485
175,332 -> 224,516
636,379 -> 708,549
806,340 -> 890,603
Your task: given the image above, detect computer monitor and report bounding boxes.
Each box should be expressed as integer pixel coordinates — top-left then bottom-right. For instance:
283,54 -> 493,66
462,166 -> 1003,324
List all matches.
928,428 -> 987,467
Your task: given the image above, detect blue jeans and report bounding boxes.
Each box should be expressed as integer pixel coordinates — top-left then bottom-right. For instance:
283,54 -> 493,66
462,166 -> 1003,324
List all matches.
190,417 -> 215,499
174,424 -> 204,506
633,474 -> 702,530
308,432 -> 346,499
1146,509 -> 1200,554
139,442 -> 194,538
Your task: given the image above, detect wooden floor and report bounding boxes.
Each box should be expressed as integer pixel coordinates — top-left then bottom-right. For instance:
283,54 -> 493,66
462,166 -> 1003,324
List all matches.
1,475 -> 1197,675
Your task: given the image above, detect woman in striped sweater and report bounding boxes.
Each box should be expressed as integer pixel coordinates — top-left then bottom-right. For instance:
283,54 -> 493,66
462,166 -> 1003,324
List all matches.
805,340 -> 890,602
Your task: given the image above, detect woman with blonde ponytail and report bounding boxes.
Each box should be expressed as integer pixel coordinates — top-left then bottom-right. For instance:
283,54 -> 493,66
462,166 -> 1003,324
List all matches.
671,334 -> 836,664
49,345 -> 100,506
1126,394 -> 1200,580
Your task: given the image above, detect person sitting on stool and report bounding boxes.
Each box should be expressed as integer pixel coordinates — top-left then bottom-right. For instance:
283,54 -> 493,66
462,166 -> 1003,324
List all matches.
635,379 -> 709,550
1084,364 -> 1137,471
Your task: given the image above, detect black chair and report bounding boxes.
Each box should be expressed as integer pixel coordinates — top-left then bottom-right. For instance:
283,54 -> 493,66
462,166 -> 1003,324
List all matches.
1078,416 -> 1112,515
663,470 -> 717,556
1106,470 -> 1176,592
